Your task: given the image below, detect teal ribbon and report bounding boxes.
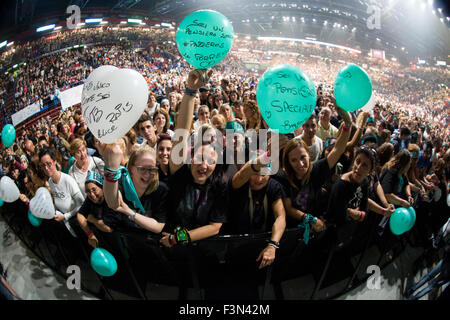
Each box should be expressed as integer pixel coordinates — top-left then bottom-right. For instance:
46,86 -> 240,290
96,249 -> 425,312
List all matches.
298,214 -> 318,245
120,166 -> 146,215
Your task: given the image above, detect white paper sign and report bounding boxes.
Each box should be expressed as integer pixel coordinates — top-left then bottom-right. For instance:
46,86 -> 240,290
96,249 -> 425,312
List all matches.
11,101 -> 41,126
60,84 -> 84,110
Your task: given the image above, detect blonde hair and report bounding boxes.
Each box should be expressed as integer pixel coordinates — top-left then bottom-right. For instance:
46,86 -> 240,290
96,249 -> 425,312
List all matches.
211,114 -> 226,129
243,100 -> 261,131
127,145 -> 159,195
69,138 -> 87,156
219,104 -> 234,122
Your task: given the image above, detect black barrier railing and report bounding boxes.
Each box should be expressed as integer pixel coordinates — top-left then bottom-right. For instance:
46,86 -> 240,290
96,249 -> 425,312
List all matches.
0,199 -> 418,300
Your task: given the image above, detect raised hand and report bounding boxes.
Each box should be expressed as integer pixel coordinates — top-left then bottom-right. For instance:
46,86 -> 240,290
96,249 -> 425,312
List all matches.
186,69 -> 213,90
103,142 -> 124,170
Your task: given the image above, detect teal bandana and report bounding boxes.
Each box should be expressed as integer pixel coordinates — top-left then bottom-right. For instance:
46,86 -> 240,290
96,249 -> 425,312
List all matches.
298,214 -> 318,245
120,166 -> 146,214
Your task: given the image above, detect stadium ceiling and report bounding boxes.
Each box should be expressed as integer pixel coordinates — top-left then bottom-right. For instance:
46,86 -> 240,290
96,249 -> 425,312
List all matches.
0,0 -> 449,59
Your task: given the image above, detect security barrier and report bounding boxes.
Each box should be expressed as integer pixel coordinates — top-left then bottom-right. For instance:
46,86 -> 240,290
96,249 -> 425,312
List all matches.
1,199 -> 419,300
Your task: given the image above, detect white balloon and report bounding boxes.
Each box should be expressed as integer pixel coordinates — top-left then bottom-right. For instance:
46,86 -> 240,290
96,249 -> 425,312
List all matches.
29,187 -> 55,219
82,66 -> 149,144
361,92 -> 375,113
0,176 -> 20,203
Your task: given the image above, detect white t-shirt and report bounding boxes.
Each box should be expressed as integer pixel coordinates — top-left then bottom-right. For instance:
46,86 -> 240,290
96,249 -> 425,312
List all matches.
49,172 -> 84,221
68,156 -> 105,198
297,134 -> 323,163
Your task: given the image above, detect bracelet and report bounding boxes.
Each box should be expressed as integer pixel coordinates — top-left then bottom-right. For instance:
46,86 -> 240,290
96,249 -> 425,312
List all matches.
128,211 -> 137,222
86,230 -> 93,237
303,213 -> 317,224
184,87 -> 198,97
267,240 -> 280,249
360,211 -> 366,222
381,208 -> 386,216
169,234 -> 177,246
342,125 -> 350,132
251,163 -> 260,172
174,226 -> 191,245
104,166 -> 122,182
262,151 -> 271,164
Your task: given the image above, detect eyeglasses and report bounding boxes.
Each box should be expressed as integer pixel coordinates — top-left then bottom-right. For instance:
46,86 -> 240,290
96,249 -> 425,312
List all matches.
134,166 -> 158,175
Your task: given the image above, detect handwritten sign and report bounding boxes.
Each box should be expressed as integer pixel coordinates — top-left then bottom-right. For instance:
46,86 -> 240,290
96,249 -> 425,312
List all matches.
11,101 -> 41,126
334,64 -> 372,111
256,64 -> 316,134
60,84 -> 84,110
29,187 -> 55,219
176,10 -> 234,69
81,66 -> 148,144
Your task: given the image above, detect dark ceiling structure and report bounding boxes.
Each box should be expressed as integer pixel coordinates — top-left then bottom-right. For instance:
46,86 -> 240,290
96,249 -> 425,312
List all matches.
0,0 -> 449,60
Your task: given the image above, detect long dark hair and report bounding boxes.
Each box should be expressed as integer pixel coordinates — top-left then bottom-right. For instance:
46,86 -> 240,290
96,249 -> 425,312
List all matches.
382,149 -> 411,174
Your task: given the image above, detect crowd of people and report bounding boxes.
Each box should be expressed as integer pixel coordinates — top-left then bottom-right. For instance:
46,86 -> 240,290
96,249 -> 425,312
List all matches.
0,25 -> 449,299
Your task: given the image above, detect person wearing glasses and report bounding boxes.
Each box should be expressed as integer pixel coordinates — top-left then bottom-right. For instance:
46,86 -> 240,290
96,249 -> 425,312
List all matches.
158,69 -> 228,248
102,144 -> 169,234
39,147 -> 84,237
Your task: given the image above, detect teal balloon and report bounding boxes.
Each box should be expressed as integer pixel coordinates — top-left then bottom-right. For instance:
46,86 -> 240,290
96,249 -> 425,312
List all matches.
334,64 -> 372,111
256,64 -> 316,134
0,198 -> 3,207
389,207 -> 411,235
28,210 -> 42,227
90,248 -> 117,277
1,124 -> 16,148
176,10 -> 234,69
406,206 -> 416,231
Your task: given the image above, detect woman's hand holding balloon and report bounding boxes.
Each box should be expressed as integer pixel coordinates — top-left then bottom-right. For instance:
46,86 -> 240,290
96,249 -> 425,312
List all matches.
103,143 -> 123,171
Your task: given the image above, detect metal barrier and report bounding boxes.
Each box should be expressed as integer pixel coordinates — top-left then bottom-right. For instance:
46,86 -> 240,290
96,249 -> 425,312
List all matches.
1,199 -> 417,300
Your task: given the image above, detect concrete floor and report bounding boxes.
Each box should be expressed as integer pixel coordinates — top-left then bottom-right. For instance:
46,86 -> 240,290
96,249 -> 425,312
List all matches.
0,214 -> 435,300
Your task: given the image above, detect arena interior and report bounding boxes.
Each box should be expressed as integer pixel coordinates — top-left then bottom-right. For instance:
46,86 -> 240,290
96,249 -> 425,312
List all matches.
0,0 -> 449,304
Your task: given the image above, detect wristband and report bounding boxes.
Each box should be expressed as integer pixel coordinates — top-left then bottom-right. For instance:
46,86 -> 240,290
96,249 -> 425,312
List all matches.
360,211 -> 365,222
169,234 -> 177,246
128,211 -> 137,222
86,230 -> 93,237
267,240 -> 280,250
174,226 -> 191,245
262,151 -> 271,164
342,125 -> 350,132
251,163 -> 260,172
104,166 -> 122,182
381,208 -> 386,216
184,87 -> 198,97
